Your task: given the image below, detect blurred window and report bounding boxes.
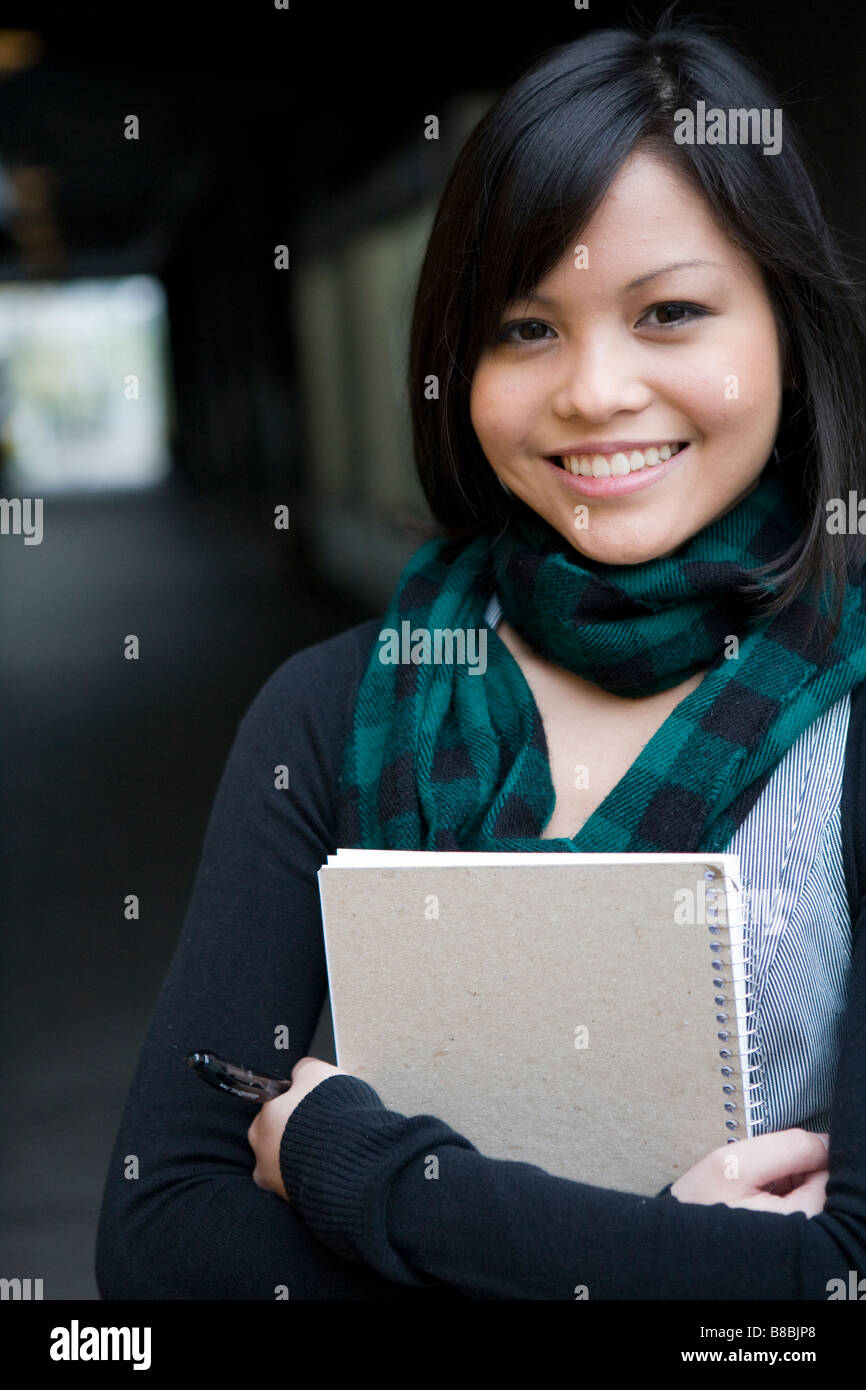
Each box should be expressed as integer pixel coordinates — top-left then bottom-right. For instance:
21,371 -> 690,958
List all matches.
0,274 -> 172,491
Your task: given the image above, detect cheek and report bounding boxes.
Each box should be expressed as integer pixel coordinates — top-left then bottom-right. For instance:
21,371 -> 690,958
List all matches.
668,336 -> 781,439
468,368 -> 490,442
725,321 -> 781,410
470,363 -> 528,451
659,364 -> 733,436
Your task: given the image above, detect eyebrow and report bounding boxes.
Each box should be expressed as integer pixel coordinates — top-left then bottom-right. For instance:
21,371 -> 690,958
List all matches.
525,260 -> 726,306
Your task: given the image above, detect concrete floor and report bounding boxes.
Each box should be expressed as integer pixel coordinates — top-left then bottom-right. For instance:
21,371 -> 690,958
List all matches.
0,480 -> 367,1299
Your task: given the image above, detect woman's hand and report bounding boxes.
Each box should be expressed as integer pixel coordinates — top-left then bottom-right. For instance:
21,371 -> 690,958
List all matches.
670,1127 -> 829,1216
248,1056 -> 346,1203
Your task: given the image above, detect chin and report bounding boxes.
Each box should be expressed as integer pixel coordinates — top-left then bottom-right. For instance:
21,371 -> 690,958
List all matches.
566,533 -> 680,566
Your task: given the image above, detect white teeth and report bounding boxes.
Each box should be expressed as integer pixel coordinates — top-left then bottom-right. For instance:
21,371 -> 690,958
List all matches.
561,444 -> 682,476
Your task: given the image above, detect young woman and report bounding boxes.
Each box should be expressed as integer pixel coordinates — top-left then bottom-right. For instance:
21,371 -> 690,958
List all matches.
97,13 -> 866,1300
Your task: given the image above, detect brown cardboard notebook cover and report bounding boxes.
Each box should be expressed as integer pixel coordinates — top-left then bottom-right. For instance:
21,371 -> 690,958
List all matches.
316,850 -> 753,1197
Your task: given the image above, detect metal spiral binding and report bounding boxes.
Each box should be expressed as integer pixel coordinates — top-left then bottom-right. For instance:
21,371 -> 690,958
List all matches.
702,865 -> 767,1143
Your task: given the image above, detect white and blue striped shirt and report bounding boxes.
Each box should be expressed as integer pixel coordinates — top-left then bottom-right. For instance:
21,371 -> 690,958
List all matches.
483,591 -> 851,1135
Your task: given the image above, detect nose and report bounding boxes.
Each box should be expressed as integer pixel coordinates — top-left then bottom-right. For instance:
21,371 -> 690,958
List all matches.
551,332 -> 653,421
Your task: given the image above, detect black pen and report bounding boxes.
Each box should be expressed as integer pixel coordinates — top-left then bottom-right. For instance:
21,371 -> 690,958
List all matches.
186,1050 -> 292,1102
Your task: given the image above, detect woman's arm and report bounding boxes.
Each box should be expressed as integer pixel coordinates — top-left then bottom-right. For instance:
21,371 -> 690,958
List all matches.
95,622 -> 462,1301
277,909 -> 866,1300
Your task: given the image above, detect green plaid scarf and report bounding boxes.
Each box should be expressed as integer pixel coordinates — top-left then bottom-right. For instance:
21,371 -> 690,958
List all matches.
339,464 -> 866,853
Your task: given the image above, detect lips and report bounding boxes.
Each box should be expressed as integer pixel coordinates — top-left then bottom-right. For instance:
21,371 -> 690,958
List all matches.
545,442 -> 690,497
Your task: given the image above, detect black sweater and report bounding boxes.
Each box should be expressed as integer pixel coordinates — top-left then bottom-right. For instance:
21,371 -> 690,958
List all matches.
95,618 -> 866,1299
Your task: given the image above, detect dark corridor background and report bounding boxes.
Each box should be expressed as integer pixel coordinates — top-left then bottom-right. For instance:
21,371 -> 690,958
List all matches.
1,0 -> 865,1299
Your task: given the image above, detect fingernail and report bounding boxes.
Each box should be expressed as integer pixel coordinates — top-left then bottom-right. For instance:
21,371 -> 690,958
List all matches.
818,1134 -> 830,1151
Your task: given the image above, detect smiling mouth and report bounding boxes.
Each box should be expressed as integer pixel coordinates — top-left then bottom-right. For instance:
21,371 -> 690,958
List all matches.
551,443 -> 689,477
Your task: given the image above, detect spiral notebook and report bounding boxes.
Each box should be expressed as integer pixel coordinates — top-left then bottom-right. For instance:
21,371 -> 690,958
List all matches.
316,850 -> 762,1196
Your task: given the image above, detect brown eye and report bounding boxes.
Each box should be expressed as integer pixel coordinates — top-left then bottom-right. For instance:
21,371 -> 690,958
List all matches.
640,302 -> 707,329
657,304 -> 687,324
496,320 -> 553,344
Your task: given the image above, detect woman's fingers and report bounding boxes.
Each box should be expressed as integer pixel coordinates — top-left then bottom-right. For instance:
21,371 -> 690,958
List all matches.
762,1173 -> 794,1196
726,1128 -> 829,1191
778,1167 -> 828,1216
670,1127 -> 831,1208
738,1167 -> 828,1217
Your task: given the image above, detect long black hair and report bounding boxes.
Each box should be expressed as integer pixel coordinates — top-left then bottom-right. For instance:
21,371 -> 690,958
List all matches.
405,7 -> 866,646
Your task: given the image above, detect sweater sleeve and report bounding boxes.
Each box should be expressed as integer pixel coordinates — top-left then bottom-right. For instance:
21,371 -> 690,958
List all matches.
277,907 -> 866,1300
94,617 -> 463,1301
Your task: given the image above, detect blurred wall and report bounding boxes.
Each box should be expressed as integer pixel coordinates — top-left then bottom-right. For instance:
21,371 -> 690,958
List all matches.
290,95 -> 493,609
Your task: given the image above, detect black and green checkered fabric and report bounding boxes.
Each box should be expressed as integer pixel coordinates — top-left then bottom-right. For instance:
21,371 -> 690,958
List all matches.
339,464 -> 866,853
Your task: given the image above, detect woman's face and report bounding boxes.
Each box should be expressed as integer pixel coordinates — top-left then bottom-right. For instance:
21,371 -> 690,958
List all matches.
469,149 -> 784,564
